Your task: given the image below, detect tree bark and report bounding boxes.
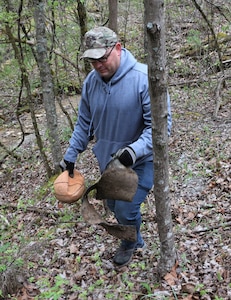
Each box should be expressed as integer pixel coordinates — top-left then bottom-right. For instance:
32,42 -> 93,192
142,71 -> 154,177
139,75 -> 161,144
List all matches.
108,0 -> 118,33
3,0 -> 52,177
144,0 -> 176,278
34,0 -> 62,174
77,0 -> 91,75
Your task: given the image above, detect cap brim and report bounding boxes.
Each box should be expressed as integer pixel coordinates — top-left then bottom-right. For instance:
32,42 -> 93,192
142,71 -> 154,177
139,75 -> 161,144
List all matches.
80,48 -> 107,60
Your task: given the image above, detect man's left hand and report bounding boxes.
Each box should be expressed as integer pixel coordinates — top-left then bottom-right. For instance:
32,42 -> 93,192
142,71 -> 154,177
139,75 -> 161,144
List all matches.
115,147 -> 136,167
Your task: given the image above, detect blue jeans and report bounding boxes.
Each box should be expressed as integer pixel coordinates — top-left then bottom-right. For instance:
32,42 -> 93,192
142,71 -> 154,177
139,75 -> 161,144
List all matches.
107,161 -> 154,249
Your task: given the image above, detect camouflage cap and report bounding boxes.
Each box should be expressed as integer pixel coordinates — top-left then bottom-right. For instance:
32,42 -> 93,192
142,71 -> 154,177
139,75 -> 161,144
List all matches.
81,27 -> 118,59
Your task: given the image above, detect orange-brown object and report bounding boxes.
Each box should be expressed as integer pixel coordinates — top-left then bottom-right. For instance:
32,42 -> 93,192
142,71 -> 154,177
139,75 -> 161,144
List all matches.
54,170 -> 85,203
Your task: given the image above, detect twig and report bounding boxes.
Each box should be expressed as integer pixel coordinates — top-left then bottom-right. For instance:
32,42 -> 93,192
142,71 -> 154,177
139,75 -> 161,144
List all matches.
0,201 -> 62,218
0,94 -> 19,97
214,75 -> 231,118
53,49 -> 78,69
0,141 -> 21,162
169,78 -> 208,86
0,214 -> 10,225
191,0 -> 224,74
192,221 -> 231,234
169,71 -> 230,87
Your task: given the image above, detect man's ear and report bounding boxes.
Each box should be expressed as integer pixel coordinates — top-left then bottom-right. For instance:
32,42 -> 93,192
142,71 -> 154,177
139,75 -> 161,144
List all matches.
115,42 -> 122,52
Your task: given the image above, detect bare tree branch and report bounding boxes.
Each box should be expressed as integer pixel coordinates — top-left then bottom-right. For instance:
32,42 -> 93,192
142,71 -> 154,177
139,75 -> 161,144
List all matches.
191,0 -> 224,74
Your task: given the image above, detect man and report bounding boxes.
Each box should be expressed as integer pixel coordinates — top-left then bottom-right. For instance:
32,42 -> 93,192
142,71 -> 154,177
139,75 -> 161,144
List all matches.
60,26 -> 172,267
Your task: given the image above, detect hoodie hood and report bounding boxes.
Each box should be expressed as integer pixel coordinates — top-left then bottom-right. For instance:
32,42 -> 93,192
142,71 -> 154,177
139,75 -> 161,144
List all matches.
94,48 -> 137,85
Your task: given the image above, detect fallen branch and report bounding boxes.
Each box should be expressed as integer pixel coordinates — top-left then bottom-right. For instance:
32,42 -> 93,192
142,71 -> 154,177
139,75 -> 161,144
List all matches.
169,78 -> 209,87
169,71 -> 229,87
192,220 -> 231,234
0,201 -> 61,218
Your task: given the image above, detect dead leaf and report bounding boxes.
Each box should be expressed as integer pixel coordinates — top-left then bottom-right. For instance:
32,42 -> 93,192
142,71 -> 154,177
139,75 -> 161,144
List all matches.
187,211 -> 195,220
182,282 -> 196,294
164,261 -> 178,286
69,243 -> 79,254
176,216 -> 184,224
182,295 -> 193,300
74,270 -> 86,281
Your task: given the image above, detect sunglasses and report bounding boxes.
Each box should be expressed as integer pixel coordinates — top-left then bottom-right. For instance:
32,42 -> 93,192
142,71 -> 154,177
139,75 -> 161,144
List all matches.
87,44 -> 116,64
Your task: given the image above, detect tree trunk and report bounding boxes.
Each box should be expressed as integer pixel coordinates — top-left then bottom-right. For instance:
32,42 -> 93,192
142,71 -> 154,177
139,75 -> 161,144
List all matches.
34,0 -> 62,174
77,0 -> 91,74
4,0 -> 52,177
108,0 -> 118,33
144,0 -> 176,277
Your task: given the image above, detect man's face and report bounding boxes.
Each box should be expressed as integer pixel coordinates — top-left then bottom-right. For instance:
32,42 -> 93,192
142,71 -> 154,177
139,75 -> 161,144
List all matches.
90,43 -> 122,81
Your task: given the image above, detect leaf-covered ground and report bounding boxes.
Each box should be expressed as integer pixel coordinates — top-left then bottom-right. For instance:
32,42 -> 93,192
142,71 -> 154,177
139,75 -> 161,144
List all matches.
1,1 -> 231,299
1,77 -> 230,300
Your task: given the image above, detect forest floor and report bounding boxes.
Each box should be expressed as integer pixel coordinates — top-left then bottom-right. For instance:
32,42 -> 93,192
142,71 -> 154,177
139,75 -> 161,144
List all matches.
1,71 -> 231,300
1,1 -> 231,299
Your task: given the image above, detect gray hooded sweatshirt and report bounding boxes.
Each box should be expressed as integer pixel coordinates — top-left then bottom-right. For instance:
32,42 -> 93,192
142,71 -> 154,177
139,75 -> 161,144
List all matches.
64,48 -> 172,172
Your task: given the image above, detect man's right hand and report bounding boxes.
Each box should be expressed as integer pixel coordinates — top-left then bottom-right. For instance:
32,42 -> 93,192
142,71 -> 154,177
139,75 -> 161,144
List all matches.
60,159 -> 74,178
